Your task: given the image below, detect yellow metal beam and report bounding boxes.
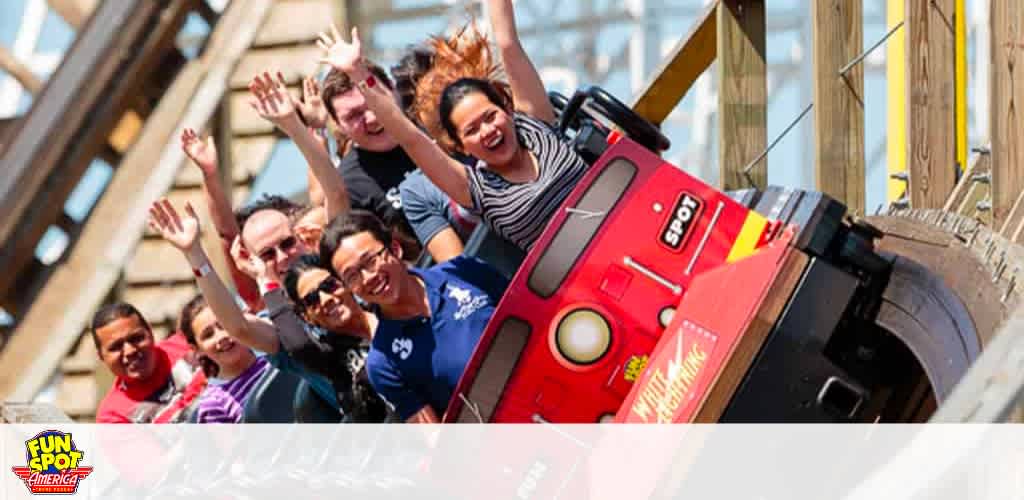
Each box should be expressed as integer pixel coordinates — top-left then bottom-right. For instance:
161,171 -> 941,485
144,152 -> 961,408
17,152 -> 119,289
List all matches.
886,0 -> 906,202
630,0 -> 719,126
955,0 -> 967,172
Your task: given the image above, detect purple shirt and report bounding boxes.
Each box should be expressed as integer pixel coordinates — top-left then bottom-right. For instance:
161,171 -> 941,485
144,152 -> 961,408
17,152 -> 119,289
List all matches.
195,356 -> 271,423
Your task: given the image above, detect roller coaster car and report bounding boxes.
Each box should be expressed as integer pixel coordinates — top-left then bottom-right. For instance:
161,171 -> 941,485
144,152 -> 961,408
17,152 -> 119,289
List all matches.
445,85 -> 985,424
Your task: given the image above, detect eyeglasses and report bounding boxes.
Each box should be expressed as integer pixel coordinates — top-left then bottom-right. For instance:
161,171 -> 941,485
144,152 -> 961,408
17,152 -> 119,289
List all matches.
257,236 -> 299,262
339,247 -> 389,289
300,276 -> 343,310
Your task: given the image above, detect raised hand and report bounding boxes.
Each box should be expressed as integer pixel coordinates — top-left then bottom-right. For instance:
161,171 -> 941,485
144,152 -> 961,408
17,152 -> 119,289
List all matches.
248,71 -> 299,130
180,128 -> 218,176
230,235 -> 261,280
317,25 -> 364,76
295,76 -> 329,129
149,199 -> 201,253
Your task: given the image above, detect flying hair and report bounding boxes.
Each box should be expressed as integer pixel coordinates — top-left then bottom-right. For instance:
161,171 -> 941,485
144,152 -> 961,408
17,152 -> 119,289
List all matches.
413,22 -> 513,152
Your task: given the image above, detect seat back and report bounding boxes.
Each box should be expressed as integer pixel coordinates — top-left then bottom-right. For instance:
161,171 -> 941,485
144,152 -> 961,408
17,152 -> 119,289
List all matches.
462,224 -> 526,282
241,367 -> 303,423
292,380 -> 344,423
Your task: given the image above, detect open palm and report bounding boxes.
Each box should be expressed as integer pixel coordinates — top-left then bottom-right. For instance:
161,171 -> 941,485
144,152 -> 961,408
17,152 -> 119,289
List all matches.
317,25 -> 363,75
248,71 -> 297,127
296,76 -> 328,129
148,199 -> 201,252
181,128 -> 218,176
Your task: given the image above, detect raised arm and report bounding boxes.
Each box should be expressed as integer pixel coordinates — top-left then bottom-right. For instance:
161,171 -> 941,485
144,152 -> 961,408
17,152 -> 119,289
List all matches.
486,0 -> 555,123
248,71 -> 350,221
148,199 -> 280,354
180,129 -> 262,311
317,26 -> 474,209
295,77 -> 331,208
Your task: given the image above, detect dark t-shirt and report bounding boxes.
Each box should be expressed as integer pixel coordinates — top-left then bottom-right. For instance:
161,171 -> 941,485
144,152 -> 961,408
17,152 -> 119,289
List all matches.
337,146 -> 417,233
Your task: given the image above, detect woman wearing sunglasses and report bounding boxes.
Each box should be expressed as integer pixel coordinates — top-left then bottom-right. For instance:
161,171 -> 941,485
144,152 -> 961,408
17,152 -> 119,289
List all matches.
149,198 -> 389,422
266,255 -> 391,422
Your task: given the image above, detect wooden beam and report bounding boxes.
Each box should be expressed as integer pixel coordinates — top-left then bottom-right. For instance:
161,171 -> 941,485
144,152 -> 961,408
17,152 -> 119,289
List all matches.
46,0 -> 98,29
990,0 -> 1024,225
0,0 -> 274,402
811,0 -> 865,214
630,0 -> 718,126
0,44 -> 43,94
717,0 -> 766,190
906,0 -> 958,209
0,0 -> 193,313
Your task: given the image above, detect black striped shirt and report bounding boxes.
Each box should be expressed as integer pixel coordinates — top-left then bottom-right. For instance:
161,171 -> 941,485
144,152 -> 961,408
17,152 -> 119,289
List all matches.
465,113 -> 589,249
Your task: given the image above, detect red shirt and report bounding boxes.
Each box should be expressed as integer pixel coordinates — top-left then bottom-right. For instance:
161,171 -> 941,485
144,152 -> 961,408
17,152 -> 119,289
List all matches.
96,333 -> 207,423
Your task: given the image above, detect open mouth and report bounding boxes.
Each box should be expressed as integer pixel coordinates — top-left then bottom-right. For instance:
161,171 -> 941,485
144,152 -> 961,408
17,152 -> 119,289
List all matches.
125,355 -> 146,373
214,337 -> 237,354
365,123 -> 384,136
367,274 -> 391,296
483,132 -> 505,151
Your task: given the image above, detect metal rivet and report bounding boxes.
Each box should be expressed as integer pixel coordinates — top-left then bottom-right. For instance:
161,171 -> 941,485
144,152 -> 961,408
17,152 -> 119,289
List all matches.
653,202 -> 663,213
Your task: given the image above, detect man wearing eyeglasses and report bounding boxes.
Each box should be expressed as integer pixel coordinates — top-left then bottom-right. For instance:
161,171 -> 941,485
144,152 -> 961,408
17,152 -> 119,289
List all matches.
321,210 -> 508,423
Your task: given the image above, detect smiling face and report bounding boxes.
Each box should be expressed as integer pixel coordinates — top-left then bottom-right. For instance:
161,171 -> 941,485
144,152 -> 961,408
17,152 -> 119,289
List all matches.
189,306 -> 251,373
242,210 -> 309,276
295,267 -> 360,331
95,315 -> 157,383
330,88 -> 399,152
449,92 -> 519,168
329,231 -> 406,307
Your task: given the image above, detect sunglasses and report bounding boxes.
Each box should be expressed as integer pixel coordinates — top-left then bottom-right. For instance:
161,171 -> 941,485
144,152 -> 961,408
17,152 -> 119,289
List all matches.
257,236 -> 299,262
300,276 -> 342,309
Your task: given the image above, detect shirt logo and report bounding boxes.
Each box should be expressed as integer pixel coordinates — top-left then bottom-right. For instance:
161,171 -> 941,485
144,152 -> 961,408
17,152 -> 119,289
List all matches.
392,337 -> 414,360
448,285 -> 489,320
386,187 -> 403,210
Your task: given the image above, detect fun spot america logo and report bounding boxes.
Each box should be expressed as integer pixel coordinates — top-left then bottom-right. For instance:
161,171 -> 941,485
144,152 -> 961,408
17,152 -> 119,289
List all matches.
11,430 -> 93,495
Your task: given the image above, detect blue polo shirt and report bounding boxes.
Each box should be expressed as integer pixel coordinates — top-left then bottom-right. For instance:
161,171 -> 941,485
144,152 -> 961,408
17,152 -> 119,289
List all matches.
367,255 -> 508,420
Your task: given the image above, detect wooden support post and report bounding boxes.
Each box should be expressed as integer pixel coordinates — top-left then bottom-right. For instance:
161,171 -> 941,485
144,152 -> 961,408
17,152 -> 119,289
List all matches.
631,1 -> 719,126
811,0 -> 865,214
717,0 -> 766,191
990,0 -> 1024,225
0,44 -> 42,94
46,0 -> 98,30
906,0 -> 958,209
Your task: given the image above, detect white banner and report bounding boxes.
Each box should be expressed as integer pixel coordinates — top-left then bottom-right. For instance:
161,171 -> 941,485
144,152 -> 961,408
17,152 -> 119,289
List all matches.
2,424 -> 1022,499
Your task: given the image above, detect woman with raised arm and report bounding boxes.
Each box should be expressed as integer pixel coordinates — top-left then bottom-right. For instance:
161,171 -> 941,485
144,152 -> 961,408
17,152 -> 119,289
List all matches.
317,0 -> 589,250
148,199 -> 389,422
149,201 -> 273,423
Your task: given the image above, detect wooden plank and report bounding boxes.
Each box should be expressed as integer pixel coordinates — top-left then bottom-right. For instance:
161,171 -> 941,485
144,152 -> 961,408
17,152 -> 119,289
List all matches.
630,1 -> 718,125
906,0 -> 958,209
694,249 -> 808,422
0,403 -> 73,423
717,0 -> 766,190
0,0 -> 192,308
60,333 -> 98,374
999,190 -> 1024,243
56,373 -> 98,417
253,0 -> 334,48
0,0 -> 274,402
47,0 -> 99,29
990,0 -> 1024,225
230,46 -> 321,90
124,241 -> 195,284
232,134 -> 278,179
230,86 -> 300,136
121,283 -> 198,326
0,0 -> 158,245
0,44 -> 43,94
811,0 -> 865,214
943,148 -> 989,212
